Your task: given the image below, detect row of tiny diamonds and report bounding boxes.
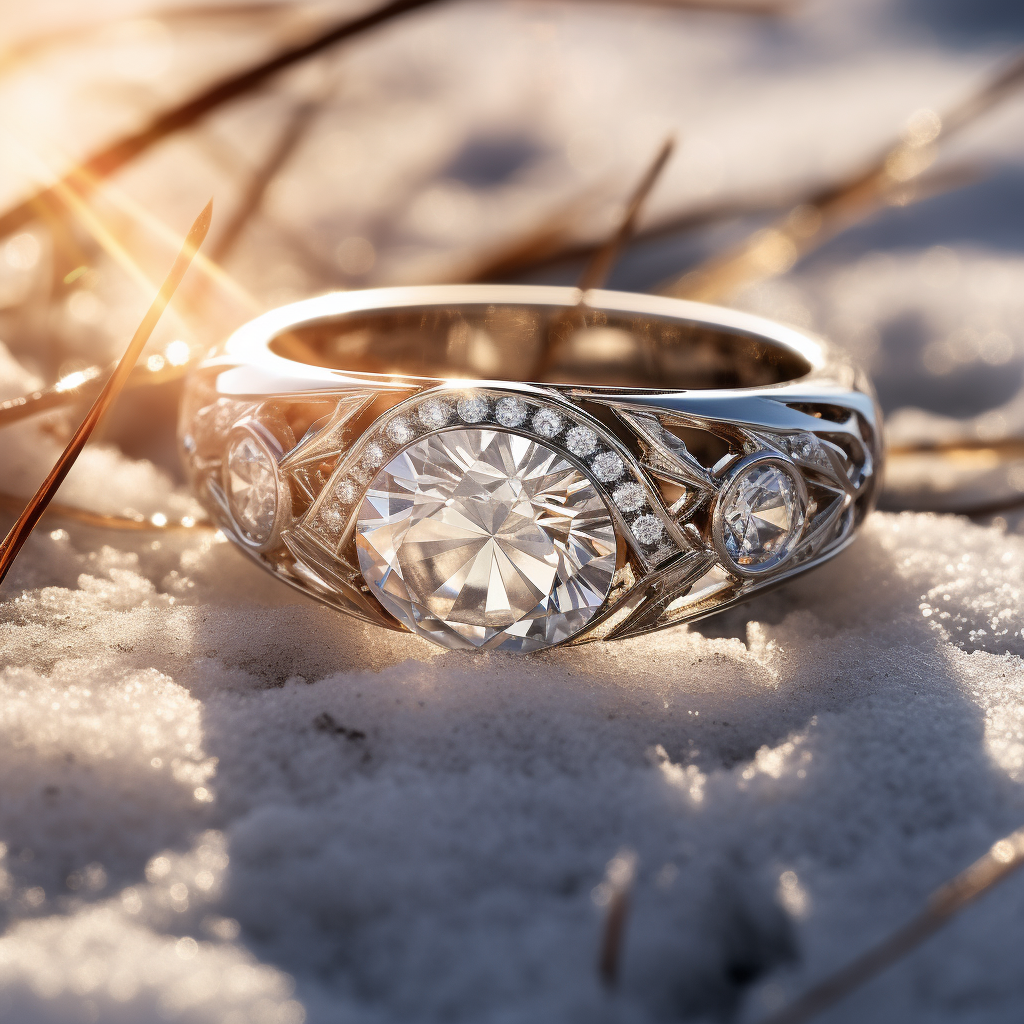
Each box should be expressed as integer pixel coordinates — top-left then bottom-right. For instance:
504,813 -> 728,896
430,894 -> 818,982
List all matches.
309,389 -> 677,560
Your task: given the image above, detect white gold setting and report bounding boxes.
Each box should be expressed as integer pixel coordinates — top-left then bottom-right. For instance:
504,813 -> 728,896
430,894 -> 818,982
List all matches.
181,284 -> 882,651
220,422 -> 289,552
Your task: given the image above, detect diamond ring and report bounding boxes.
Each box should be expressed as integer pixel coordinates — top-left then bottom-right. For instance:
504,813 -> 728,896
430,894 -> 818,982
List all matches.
180,285 -> 881,652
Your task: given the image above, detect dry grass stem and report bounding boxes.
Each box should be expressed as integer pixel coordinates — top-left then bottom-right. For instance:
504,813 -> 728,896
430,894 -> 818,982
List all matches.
452,190 -> 609,284
0,349 -> 204,430
0,4 -> 295,77
597,849 -> 638,990
882,437 -> 1024,516
0,0 -> 446,240
887,437 -> 1024,459
759,827 -> 1024,1024
581,0 -> 797,12
460,161 -> 974,285
529,139 -> 675,377
196,67 -> 338,305
883,492 -> 1024,519
664,49 -> 1024,303
577,135 -> 675,292
0,201 -> 211,586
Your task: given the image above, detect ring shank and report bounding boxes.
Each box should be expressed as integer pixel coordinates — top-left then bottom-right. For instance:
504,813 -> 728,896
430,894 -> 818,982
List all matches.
269,298 -> 812,390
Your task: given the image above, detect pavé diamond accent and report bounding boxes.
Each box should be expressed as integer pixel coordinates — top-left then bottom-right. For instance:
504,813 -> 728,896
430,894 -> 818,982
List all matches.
355,428 -> 617,651
335,478 -> 360,504
719,463 -> 803,570
225,434 -> 278,545
632,514 -> 664,546
362,442 -> 385,468
532,408 -> 562,438
612,481 -> 646,513
387,417 -> 415,445
565,425 -> 598,457
418,398 -> 451,430
457,395 -> 489,423
591,451 -> 624,483
495,396 -> 528,428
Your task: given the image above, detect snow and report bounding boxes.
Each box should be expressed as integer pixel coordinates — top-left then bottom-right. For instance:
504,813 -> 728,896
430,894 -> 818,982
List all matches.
1,0 -> 1023,1022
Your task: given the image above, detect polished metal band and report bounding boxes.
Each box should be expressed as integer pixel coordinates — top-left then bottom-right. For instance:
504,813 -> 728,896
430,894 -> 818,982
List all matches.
179,285 -> 882,651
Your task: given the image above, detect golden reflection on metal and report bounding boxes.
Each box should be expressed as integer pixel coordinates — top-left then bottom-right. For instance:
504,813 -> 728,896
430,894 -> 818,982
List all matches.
759,826 -> 1024,1024
0,201 -> 211,586
666,49 -> 1024,303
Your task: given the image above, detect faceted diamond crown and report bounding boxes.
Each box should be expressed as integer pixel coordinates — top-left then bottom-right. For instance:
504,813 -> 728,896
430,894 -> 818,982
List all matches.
718,462 -> 803,570
225,434 -> 279,545
355,428 -> 618,651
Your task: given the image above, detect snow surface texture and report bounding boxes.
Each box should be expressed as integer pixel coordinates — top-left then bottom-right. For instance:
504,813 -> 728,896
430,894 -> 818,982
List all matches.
1,1 -> 1024,1023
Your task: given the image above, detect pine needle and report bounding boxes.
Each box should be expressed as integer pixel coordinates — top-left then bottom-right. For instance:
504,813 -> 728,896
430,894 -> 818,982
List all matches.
759,826 -> 1024,1024
0,201 -> 212,586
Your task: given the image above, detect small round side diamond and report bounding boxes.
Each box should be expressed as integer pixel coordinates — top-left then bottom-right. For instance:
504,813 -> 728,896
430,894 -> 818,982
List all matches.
225,434 -> 278,545
613,480 -> 646,513
418,398 -> 451,430
457,395 -> 490,423
320,502 -> 346,534
565,425 -> 598,458
335,478 -> 360,504
362,442 -> 385,469
386,417 -> 415,445
592,451 -> 624,483
632,514 -> 665,546
532,408 -> 563,438
495,396 -> 528,428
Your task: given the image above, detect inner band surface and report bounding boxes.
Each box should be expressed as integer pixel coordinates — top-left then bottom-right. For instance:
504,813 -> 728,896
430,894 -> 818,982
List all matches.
268,302 -> 812,389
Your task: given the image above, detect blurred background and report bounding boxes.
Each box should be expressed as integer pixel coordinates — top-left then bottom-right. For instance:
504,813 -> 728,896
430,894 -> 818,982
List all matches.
2,0 -> 1024,526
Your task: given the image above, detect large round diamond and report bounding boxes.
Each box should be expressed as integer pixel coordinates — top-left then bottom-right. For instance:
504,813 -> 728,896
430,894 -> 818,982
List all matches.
225,434 -> 278,545
355,428 -> 617,652
719,462 -> 803,571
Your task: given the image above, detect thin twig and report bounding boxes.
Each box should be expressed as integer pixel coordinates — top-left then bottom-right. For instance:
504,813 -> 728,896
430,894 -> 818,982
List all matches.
578,0 -> 796,11
0,0 -> 446,240
887,437 -> 1024,458
0,4 -> 296,77
881,436 -> 1024,516
0,346 -> 200,430
758,827 -> 1024,1024
441,186 -> 610,285
664,49 -> 1024,302
577,135 -> 675,292
880,493 -> 1024,519
195,70 -> 336,307
0,365 -> 106,429
0,201 -> 211,586
597,849 -> 638,989
459,157 -> 977,286
531,139 -> 675,378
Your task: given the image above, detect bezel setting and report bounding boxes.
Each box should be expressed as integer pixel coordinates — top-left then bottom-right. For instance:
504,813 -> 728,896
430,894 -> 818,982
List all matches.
221,421 -> 290,552
711,453 -> 808,578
